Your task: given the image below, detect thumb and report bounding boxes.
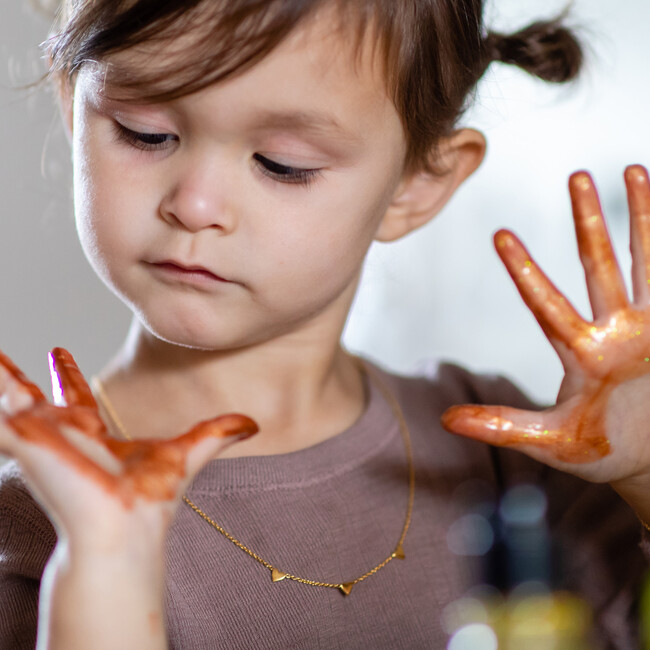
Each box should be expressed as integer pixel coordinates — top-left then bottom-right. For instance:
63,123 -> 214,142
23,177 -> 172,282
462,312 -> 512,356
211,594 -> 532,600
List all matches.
179,413 -> 258,484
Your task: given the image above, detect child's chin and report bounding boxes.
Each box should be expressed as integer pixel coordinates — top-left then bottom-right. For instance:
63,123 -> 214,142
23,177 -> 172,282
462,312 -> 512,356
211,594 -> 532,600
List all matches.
136,315 -> 255,353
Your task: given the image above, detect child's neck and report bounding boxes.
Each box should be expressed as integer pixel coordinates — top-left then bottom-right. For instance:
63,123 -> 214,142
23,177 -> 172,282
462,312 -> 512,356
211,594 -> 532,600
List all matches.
95,320 -> 367,457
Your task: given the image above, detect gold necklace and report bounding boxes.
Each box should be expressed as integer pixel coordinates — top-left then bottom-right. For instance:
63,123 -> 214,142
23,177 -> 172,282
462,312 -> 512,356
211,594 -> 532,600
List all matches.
91,362 -> 414,597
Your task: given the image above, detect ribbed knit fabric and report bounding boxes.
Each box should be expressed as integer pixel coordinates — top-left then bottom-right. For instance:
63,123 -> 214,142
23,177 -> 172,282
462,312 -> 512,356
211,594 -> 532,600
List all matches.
0,361 -> 647,648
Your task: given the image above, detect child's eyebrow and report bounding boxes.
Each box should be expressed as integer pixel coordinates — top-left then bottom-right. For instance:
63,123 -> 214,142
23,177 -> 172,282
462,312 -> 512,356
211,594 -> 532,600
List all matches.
87,68 -> 364,145
247,109 -> 363,143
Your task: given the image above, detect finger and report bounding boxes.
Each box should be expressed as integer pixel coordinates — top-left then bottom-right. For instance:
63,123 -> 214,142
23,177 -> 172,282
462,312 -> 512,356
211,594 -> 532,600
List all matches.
495,230 -> 588,349
4,411 -> 120,528
626,165 -> 650,304
6,409 -> 116,490
48,348 -> 98,409
180,414 -> 258,478
182,412 -> 258,453
441,404 -> 610,464
570,171 -> 628,317
0,350 -> 46,413
110,414 -> 259,503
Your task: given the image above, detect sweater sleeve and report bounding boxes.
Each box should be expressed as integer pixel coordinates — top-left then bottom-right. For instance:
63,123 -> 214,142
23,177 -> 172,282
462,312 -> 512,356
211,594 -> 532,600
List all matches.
0,461 -> 57,650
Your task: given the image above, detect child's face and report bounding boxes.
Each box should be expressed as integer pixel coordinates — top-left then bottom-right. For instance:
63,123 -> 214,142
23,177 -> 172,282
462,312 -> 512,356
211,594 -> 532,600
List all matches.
69,13 -> 409,351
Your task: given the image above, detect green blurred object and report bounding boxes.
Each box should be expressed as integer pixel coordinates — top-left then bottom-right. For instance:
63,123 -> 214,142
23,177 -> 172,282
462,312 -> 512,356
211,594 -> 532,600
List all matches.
640,572 -> 650,650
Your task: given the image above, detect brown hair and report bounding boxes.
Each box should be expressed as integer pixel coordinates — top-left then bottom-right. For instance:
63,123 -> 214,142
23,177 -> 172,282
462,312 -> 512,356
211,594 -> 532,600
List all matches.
43,0 -> 583,175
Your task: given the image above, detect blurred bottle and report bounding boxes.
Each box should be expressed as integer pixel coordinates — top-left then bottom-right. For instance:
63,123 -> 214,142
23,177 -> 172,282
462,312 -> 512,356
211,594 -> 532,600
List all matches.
443,483 -> 594,650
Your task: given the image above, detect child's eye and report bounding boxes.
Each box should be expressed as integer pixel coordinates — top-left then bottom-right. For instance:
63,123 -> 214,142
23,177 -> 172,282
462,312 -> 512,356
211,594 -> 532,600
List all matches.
253,153 -> 322,187
113,122 -> 177,151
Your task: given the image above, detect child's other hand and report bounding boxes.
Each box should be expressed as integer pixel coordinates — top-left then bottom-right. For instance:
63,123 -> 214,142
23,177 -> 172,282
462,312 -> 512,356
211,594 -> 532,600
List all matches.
442,166 -> 650,511
0,347 -> 258,549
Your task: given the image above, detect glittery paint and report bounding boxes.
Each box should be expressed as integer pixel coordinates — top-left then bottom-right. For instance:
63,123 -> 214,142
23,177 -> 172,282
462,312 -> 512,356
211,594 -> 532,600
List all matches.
3,348 -> 258,505
442,166 -> 650,464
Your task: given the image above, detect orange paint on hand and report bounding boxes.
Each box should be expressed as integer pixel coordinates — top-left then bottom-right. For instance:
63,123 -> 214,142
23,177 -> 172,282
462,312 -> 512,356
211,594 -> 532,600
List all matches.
0,349 -> 47,405
443,167 -> 650,464
2,348 -> 258,505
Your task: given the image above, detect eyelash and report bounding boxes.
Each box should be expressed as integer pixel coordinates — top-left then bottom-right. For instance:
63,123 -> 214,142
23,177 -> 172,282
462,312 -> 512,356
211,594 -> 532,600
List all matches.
114,123 -> 177,150
113,123 -> 323,187
252,153 -> 322,187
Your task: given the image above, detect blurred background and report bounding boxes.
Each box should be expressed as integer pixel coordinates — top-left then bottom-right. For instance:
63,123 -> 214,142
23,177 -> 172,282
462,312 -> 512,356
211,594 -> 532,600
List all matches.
1,0 -> 649,408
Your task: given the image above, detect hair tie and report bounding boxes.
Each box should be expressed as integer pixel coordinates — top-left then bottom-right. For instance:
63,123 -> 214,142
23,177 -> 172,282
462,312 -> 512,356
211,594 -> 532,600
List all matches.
483,31 -> 505,65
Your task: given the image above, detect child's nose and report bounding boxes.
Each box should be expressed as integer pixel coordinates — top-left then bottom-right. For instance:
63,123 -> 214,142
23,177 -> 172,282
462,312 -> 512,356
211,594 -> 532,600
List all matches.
159,159 -> 236,234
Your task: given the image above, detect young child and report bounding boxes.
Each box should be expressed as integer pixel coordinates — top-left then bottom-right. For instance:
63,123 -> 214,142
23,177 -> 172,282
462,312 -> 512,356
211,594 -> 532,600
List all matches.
1,0 -> 649,648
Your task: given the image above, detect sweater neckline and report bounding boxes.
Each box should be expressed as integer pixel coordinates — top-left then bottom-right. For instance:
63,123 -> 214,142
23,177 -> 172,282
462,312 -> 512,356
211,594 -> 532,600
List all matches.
189,363 -> 399,494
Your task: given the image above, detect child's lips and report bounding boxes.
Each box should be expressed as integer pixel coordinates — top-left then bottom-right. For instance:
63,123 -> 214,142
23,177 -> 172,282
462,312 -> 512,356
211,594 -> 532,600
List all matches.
149,260 -> 231,284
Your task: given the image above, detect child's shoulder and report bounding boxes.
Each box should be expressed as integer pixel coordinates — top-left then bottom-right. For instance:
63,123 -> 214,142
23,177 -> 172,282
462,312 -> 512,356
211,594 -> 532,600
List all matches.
0,460 -> 56,555
367,357 -> 538,416
360,358 -> 538,476
366,362 -> 545,483
0,462 -> 53,649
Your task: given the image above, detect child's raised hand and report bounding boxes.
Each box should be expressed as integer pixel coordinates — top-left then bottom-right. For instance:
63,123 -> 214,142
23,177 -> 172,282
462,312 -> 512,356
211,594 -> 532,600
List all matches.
0,347 -> 257,547
442,166 -> 650,502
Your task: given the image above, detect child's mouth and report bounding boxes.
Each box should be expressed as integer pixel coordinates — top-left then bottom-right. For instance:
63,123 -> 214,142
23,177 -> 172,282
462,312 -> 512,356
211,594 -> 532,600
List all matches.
150,261 -> 230,285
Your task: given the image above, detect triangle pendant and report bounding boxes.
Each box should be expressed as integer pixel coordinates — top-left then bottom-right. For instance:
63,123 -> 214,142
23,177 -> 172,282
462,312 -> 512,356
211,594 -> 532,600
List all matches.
393,544 -> 405,560
339,582 -> 354,596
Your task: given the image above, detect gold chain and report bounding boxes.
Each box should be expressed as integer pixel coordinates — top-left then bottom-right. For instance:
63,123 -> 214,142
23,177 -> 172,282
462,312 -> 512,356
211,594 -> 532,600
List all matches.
91,361 -> 414,596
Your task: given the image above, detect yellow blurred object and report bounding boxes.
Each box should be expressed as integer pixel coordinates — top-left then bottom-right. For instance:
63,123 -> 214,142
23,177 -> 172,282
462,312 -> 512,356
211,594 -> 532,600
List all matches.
446,591 -> 594,650
499,591 -> 593,649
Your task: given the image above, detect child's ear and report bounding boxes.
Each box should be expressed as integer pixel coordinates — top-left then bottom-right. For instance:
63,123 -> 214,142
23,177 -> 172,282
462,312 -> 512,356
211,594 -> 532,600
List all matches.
375,128 -> 486,242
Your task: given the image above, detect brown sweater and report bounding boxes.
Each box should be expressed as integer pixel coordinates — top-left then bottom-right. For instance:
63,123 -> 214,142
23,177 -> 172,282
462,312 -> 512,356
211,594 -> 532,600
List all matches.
0,362 -> 646,648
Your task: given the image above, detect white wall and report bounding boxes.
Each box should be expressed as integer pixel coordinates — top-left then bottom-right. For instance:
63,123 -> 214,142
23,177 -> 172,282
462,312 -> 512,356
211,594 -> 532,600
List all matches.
1,2 -> 133,392
1,0 -> 649,407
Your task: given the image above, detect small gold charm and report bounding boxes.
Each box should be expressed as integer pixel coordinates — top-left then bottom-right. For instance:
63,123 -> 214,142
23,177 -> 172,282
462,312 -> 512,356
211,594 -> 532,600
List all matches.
392,544 -> 405,559
339,582 -> 354,596
272,569 -> 288,582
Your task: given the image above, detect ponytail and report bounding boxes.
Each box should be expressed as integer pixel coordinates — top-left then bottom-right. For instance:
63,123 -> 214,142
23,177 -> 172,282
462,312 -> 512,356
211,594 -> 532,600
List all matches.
485,18 -> 583,84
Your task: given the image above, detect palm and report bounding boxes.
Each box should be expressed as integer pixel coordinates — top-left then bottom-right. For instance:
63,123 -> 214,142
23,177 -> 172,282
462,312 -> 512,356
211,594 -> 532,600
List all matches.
442,165 -> 650,484
0,348 -> 257,543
